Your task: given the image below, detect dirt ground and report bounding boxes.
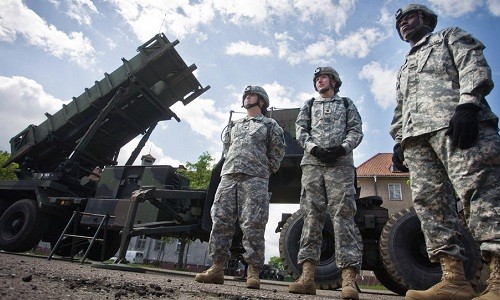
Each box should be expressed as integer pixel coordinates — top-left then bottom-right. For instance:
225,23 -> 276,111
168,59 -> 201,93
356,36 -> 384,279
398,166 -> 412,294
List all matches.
0,252 -> 405,299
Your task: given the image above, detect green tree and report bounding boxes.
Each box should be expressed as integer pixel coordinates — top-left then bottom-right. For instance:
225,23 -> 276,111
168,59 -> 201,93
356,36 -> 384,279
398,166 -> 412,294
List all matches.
268,256 -> 284,272
158,236 -> 191,270
177,151 -> 214,190
0,151 -> 17,180
161,152 -> 215,270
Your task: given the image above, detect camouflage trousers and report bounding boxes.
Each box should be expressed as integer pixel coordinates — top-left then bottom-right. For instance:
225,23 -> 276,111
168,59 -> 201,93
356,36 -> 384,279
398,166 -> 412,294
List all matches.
297,164 -> 362,270
208,173 -> 270,267
404,126 -> 500,262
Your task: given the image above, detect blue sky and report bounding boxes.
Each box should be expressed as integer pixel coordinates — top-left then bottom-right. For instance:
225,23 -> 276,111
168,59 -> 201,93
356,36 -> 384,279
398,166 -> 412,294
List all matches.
1,0 -> 499,262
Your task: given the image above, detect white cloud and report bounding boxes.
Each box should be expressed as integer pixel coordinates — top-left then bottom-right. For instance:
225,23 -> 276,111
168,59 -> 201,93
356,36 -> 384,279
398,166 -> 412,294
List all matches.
277,25 -> 389,64
49,0 -> 99,26
274,31 -> 294,41
336,27 -> 387,58
303,36 -> 336,63
262,82 -> 303,109
428,0 -> 482,17
276,40 -> 301,65
487,0 -> 500,16
0,76 -> 67,151
378,7 -> 395,33
108,0 -> 214,42
225,41 -> 272,57
107,0 -> 357,44
117,138 -> 183,167
105,0 -> 377,67
397,0 -> 500,18
170,98 -> 228,141
358,61 -> 397,109
0,0 -> 97,68
293,0 -> 356,34
211,0 -> 356,33
212,0 -> 272,25
278,35 -> 337,65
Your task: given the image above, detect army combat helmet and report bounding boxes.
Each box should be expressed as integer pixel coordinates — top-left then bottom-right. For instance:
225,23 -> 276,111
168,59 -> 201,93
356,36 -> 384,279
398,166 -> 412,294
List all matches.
313,66 -> 342,93
242,85 -> 270,110
395,4 -> 437,41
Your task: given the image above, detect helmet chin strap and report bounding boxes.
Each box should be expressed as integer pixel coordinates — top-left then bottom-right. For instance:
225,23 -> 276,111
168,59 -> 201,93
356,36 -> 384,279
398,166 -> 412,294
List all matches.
404,24 -> 431,41
318,87 -> 330,94
318,81 -> 335,94
242,101 -> 262,109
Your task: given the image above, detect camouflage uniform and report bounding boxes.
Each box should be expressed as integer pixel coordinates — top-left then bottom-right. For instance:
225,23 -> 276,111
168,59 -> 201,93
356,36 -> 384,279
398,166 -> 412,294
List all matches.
209,114 -> 285,267
295,94 -> 364,270
390,27 -> 500,262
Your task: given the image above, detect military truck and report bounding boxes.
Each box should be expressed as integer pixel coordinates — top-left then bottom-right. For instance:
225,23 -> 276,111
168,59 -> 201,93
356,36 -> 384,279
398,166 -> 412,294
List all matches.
0,33 -> 210,260
0,34 -> 482,296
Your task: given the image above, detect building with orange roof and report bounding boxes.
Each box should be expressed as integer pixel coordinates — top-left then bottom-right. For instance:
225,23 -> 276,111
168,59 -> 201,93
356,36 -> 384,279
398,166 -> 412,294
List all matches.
356,153 -> 412,216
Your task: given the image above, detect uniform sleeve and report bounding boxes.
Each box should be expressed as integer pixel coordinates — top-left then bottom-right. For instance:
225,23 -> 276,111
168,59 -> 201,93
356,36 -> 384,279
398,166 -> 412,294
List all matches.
222,122 -> 232,157
342,98 -> 363,153
268,122 -> 286,174
295,100 -> 316,153
390,69 -> 404,144
447,27 -> 494,106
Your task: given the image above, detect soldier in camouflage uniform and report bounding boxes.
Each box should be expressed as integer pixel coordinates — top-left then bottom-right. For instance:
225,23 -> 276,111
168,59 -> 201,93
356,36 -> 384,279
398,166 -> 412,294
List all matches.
390,4 -> 500,300
194,85 -> 285,289
289,67 -> 363,299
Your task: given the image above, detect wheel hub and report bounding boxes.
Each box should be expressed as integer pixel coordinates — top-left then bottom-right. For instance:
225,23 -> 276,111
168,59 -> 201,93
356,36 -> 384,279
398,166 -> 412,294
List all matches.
6,212 -> 25,236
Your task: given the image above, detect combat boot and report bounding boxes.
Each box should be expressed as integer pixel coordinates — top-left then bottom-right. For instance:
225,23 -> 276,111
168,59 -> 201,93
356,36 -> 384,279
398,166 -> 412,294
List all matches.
288,260 -> 316,295
405,254 -> 474,300
194,262 -> 224,284
246,265 -> 260,289
473,254 -> 500,300
341,267 -> 359,300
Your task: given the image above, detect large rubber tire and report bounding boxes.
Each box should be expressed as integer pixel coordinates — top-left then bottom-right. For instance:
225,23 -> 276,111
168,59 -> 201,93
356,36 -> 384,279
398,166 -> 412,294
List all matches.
0,199 -> 48,252
372,264 -> 407,295
379,207 -> 482,292
279,210 -> 362,290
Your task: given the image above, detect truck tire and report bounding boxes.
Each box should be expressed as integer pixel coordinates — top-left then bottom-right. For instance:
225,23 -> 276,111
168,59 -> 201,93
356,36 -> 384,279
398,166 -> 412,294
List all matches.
279,210 -> 362,290
379,207 -> 482,293
372,264 -> 407,295
0,199 -> 48,252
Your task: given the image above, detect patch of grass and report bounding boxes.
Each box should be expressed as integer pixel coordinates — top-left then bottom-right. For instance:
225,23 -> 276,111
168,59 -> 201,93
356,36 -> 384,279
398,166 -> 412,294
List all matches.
359,284 -> 388,291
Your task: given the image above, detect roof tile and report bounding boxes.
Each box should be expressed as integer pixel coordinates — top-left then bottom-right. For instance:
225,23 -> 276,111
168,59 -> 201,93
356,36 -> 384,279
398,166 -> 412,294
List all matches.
356,153 -> 409,177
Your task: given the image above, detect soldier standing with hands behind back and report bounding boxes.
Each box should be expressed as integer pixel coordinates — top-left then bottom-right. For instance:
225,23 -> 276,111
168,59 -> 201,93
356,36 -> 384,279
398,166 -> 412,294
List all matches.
289,67 -> 363,299
390,4 -> 500,300
194,85 -> 285,290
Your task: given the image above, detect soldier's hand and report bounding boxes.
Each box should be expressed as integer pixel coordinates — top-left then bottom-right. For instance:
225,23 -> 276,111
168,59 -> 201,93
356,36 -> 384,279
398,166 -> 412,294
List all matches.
324,146 -> 346,162
392,143 -> 409,172
445,103 -> 480,149
310,146 -> 329,160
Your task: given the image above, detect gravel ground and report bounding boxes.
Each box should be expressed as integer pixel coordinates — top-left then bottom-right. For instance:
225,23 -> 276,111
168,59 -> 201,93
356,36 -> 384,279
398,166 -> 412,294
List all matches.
0,252 -> 405,299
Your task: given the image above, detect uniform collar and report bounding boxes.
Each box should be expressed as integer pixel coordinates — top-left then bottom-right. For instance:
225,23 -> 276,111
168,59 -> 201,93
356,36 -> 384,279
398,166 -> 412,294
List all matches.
409,32 -> 432,54
318,94 -> 341,101
245,114 -> 264,121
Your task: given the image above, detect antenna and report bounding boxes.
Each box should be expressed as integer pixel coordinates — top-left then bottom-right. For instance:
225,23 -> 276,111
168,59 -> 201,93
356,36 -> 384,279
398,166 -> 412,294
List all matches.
158,12 -> 167,33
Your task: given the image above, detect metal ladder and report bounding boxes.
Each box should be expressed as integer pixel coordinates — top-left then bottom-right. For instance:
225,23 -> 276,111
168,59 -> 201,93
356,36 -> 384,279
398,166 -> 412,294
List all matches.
47,211 -> 114,264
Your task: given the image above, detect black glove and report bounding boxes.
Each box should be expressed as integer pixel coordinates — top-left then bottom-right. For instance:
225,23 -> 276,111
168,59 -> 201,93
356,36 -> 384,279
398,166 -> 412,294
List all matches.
324,146 -> 346,162
392,143 -> 409,172
445,103 -> 480,149
310,146 -> 329,160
